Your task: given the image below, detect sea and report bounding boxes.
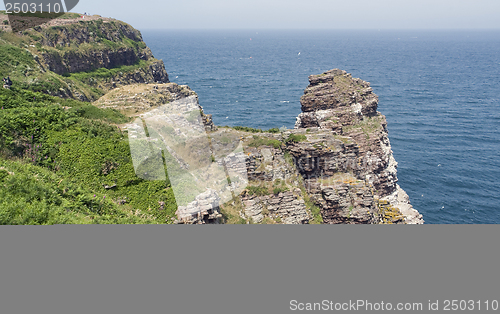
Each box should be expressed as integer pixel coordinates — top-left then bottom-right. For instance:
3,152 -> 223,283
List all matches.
142,29 -> 500,224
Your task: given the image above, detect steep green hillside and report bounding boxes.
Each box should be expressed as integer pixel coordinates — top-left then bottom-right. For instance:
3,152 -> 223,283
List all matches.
0,13 -> 168,101
0,87 -> 177,224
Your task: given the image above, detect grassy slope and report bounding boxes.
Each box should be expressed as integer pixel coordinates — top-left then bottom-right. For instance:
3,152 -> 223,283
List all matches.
0,18 -> 157,101
0,87 -> 177,224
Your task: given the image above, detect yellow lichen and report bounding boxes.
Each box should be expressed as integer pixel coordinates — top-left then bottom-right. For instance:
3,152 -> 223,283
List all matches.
378,200 -> 405,224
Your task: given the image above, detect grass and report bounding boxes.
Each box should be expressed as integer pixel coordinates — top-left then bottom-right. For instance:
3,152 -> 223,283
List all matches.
285,134 -> 307,143
272,178 -> 289,195
219,197 -> 247,224
301,187 -> 323,224
247,185 -> 270,196
0,87 -> 179,224
0,17 -> 157,101
231,126 -> 280,133
65,60 -> 147,82
342,116 -> 383,140
246,135 -> 282,149
0,157 -> 156,224
283,151 -> 294,167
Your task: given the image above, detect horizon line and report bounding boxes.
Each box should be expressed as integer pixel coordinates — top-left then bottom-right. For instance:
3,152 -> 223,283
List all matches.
137,27 -> 500,31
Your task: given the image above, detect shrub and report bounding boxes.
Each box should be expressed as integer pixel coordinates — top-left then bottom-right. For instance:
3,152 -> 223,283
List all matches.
273,186 -> 288,195
247,185 -> 269,196
285,134 -> 307,143
233,126 -> 262,133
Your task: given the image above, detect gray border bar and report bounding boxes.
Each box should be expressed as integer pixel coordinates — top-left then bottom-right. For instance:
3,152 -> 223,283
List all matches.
1,225 -> 499,314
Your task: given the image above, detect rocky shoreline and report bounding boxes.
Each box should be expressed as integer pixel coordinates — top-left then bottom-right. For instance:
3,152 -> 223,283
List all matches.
0,13 -> 423,224
142,69 -> 424,224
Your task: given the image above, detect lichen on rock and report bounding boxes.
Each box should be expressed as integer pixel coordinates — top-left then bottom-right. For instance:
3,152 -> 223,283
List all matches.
289,69 -> 423,224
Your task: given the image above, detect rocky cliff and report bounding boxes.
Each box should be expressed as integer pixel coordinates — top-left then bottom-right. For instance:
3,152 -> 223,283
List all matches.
101,70 -> 423,224
1,12 -> 422,224
0,13 -> 169,101
289,69 -> 423,224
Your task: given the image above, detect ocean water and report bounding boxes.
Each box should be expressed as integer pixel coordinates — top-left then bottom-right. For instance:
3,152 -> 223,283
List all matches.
142,30 -> 500,224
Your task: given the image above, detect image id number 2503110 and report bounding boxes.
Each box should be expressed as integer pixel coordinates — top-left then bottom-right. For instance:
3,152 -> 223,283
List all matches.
5,2 -> 63,14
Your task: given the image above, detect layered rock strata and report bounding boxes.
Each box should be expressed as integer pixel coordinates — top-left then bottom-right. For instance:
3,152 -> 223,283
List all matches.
0,14 -> 169,101
33,18 -> 169,82
291,69 -> 423,224
153,69 -> 423,224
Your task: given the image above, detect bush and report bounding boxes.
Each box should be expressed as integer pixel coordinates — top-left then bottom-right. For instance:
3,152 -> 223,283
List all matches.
0,159 -> 156,224
285,134 -> 307,143
247,185 -> 269,196
233,126 -> 262,133
273,187 -> 288,195
0,88 -> 179,224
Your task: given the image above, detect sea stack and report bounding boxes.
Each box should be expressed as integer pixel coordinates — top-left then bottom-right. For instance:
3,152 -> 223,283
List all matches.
292,69 -> 424,224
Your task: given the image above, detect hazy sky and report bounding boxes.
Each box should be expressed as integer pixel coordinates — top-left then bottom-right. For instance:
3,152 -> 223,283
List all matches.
2,0 -> 500,29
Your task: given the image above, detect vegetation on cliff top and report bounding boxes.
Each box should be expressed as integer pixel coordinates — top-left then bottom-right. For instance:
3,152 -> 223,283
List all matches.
0,16 -> 164,101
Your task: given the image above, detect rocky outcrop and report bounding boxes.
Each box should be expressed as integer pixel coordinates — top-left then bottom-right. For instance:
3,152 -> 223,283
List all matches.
143,69 -> 423,224
94,82 -> 216,131
1,15 -> 169,101
242,190 -> 309,224
175,189 -> 222,224
34,18 -> 167,79
238,145 -> 311,224
290,69 -> 423,224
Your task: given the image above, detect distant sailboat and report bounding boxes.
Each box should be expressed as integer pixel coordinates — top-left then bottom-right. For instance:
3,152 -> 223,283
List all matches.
298,52 -> 301,56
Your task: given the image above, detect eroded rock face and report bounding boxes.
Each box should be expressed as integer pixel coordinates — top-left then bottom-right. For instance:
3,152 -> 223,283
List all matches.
242,190 -> 309,224
239,145 -> 310,224
13,16 -> 170,101
36,18 -> 168,80
175,189 -> 222,224
290,69 -> 423,224
169,69 -> 423,224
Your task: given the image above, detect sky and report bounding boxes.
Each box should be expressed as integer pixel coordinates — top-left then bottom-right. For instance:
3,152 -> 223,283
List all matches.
2,0 -> 500,29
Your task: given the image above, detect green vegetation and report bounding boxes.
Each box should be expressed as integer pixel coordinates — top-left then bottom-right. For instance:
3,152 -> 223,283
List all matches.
0,16 -> 335,225
0,87 -> 177,224
65,60 -> 147,83
285,133 -> 307,143
231,126 -> 280,133
0,159 -> 155,224
272,178 -> 289,195
246,135 -> 282,149
273,186 -> 288,195
0,17 -> 158,101
247,185 -> 269,196
283,151 -> 294,167
302,188 -> 323,224
219,198 -> 247,224
342,116 -> 383,140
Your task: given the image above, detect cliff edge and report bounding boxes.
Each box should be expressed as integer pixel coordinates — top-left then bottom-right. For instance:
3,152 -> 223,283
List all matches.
0,12 -> 169,102
206,69 -> 424,224
292,69 -> 423,224
168,69 -> 424,224
0,12 -> 422,224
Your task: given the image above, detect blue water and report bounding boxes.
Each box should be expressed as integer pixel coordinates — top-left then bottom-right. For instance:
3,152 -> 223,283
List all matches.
142,30 -> 500,224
